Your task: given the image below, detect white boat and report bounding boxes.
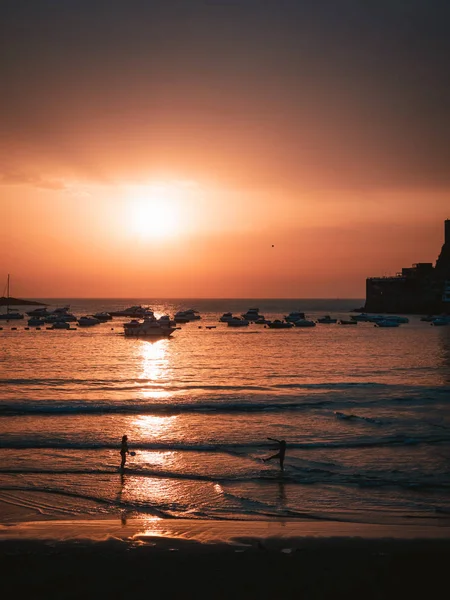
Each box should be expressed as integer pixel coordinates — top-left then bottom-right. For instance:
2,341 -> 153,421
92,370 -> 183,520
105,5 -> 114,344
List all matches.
51,305 -> 71,315
28,317 -> 46,327
241,308 -> 264,321
93,312 -> 113,321
51,321 -> 71,329
174,309 -> 201,323
370,315 -> 409,324
382,316 -> 409,324
285,311 -> 306,322
77,316 -> 101,327
123,318 -> 175,337
267,319 -> 293,329
317,315 -> 337,324
27,307 -> 50,317
0,309 -> 24,320
109,305 -> 153,317
59,313 -> 78,322
431,317 -> 450,326
227,317 -> 249,327
366,315 -> 391,323
351,313 -> 370,322
0,275 -> 24,320
293,319 -> 316,327
219,312 -> 234,322
44,313 -> 77,323
375,320 -> 400,327
157,315 -> 176,326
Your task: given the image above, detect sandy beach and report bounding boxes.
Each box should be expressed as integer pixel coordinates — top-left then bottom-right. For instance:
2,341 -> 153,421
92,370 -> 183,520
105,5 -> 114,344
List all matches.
2,518 -> 450,599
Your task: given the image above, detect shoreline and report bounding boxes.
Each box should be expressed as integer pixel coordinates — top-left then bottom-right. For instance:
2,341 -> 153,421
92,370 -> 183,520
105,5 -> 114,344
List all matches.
2,519 -> 450,599
2,517 -> 450,545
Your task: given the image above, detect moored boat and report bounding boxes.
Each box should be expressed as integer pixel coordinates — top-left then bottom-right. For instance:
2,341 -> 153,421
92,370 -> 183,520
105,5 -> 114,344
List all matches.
27,307 -> 50,317
285,311 -> 306,322
0,310 -> 24,320
241,308 -> 264,321
219,312 -> 234,322
227,317 -> 249,327
93,311 -> 113,321
0,275 -> 24,320
123,318 -> 175,337
293,319 -> 316,327
431,317 -> 450,326
174,309 -> 201,323
350,313 -> 370,321
51,321 -> 71,329
267,319 -> 293,329
383,316 -> 409,323
157,315 -> 176,326
375,320 -> 400,327
77,316 -> 101,327
317,315 -> 337,324
28,317 -> 46,327
109,305 -> 153,317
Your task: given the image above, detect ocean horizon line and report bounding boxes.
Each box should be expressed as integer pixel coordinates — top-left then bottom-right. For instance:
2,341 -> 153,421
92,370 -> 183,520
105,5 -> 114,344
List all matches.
21,297 -> 365,301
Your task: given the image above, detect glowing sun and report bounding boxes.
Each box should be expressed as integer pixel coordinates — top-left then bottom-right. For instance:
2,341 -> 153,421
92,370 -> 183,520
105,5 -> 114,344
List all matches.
129,185 -> 180,240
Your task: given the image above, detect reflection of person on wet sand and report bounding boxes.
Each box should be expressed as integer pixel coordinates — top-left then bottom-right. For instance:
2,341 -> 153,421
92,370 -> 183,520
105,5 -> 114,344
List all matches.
120,435 -> 129,470
277,479 -> 287,505
263,438 -> 286,471
117,472 -> 125,500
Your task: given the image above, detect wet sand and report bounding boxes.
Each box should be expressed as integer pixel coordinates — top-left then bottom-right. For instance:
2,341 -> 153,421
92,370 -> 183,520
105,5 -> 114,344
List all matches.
1,519 -> 450,598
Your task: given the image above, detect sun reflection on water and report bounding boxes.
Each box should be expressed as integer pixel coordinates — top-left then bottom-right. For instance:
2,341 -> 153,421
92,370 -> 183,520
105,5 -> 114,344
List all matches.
134,415 -> 178,438
138,339 -> 171,399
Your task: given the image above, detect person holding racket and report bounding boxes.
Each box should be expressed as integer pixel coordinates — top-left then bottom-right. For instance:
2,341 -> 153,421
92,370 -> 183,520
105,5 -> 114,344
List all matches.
120,435 -> 130,470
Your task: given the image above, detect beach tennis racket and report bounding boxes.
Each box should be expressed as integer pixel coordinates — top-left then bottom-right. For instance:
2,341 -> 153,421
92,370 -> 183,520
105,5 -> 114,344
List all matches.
130,451 -> 136,456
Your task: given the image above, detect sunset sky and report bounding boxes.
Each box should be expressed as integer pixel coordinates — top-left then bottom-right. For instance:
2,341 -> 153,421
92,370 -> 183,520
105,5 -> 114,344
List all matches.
2,0 -> 450,298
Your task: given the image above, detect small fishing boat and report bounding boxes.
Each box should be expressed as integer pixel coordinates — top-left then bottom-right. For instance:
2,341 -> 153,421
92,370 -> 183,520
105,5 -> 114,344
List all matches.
77,316 -> 101,327
293,319 -> 316,327
227,317 -> 249,327
28,317 -> 47,327
174,309 -> 201,323
317,315 -> 337,324
431,317 -> 449,326
285,311 -> 306,322
93,312 -> 113,321
51,321 -> 71,329
0,275 -> 24,320
375,320 -> 400,327
241,308 -> 264,321
109,305 -> 154,317
267,320 -> 293,329
219,312 -> 234,322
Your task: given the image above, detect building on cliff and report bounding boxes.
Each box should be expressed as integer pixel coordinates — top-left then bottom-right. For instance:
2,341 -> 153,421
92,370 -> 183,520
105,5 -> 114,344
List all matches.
364,220 -> 450,315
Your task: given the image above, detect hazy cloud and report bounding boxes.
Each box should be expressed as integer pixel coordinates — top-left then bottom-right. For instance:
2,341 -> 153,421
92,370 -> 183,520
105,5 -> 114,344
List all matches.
1,0 -> 450,189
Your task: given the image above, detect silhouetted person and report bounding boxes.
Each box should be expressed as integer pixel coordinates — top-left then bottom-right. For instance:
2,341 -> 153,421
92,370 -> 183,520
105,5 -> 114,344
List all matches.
263,438 -> 286,471
120,435 -> 129,470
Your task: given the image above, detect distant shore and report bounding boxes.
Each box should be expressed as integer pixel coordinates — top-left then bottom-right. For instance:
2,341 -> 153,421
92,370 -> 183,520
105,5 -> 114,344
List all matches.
2,519 -> 450,598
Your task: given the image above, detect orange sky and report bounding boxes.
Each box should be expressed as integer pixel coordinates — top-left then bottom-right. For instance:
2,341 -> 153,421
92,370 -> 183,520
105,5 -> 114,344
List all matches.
2,1 -> 450,298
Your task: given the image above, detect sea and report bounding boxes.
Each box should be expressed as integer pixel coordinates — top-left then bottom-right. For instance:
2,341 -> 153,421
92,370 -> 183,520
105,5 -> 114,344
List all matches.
1,298 -> 450,527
